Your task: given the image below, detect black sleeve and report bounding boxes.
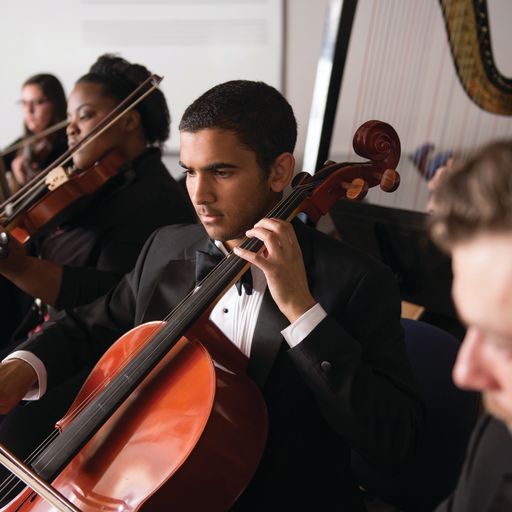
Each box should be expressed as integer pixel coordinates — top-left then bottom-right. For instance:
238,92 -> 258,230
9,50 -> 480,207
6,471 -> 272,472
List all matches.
17,228 -> 161,390
54,177 -> 195,310
288,264 -> 423,473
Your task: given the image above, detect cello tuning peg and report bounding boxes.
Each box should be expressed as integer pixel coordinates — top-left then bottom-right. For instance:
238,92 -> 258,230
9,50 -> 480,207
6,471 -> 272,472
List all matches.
346,178 -> 368,201
380,169 -> 400,192
292,171 -> 311,186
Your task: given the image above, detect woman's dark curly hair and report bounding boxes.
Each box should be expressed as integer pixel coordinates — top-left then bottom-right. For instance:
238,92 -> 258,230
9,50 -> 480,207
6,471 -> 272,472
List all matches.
77,54 -> 170,144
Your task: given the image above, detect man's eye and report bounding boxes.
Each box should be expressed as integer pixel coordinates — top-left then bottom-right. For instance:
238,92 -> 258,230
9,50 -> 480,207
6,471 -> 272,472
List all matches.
495,341 -> 512,355
214,170 -> 231,178
183,169 -> 195,177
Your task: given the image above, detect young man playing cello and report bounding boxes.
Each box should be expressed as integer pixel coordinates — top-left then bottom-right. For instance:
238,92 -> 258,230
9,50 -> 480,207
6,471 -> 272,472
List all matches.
0,80 -> 422,510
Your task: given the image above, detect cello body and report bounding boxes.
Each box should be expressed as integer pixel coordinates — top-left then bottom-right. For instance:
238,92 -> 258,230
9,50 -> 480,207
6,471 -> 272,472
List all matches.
5,321 -> 268,511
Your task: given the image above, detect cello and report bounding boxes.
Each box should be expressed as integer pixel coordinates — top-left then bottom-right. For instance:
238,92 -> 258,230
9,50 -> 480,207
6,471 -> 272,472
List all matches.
0,120 -> 401,511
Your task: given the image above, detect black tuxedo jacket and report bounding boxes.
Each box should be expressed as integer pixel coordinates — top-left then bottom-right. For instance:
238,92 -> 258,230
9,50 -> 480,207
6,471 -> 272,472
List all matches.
21,221 -> 422,510
435,415 -> 512,512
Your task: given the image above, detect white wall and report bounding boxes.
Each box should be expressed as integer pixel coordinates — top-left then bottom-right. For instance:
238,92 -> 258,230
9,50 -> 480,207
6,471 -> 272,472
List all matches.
1,0 -> 283,158
284,0 -> 329,167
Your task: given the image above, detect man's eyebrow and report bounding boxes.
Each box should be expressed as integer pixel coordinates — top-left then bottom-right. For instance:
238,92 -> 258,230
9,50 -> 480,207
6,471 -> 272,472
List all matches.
178,161 -> 239,172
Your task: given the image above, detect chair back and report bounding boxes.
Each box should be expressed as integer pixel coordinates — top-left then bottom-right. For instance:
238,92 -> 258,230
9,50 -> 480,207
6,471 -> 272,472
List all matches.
352,319 -> 479,512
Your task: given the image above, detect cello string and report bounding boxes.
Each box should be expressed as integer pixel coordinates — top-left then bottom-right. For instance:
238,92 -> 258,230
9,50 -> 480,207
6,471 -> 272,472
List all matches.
0,430 -> 60,499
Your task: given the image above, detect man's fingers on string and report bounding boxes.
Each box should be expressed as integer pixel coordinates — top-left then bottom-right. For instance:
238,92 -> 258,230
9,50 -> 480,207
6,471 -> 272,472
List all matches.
246,227 -> 280,248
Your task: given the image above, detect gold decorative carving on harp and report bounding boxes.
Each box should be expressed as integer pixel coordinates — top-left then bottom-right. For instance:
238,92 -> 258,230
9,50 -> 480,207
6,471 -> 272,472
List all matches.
440,0 -> 512,115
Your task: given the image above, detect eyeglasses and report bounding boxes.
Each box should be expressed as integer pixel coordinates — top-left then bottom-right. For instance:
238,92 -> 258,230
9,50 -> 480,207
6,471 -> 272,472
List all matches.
18,98 -> 50,109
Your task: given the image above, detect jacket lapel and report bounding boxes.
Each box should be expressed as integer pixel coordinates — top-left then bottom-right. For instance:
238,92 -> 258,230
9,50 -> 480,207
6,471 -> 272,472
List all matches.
141,220 -> 317,389
141,235 -> 211,322
247,288 -> 288,388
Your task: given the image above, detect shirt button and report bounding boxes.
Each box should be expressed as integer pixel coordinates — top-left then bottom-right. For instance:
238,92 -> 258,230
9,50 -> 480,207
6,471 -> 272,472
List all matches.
320,361 -> 332,373
222,308 -> 229,314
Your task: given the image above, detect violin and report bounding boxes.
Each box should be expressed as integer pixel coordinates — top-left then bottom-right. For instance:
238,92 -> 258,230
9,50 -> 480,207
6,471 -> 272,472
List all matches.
0,120 -> 69,162
0,76 -> 162,245
4,150 -> 127,244
0,120 -> 401,511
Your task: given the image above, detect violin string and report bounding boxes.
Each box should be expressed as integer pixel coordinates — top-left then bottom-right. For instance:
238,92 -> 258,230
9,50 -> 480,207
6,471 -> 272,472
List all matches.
48,321 -> 166,427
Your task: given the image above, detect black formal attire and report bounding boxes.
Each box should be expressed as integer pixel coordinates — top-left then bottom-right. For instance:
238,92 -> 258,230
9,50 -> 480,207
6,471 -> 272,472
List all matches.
0,148 -> 196,484
18,221 -> 423,510
435,415 -> 512,512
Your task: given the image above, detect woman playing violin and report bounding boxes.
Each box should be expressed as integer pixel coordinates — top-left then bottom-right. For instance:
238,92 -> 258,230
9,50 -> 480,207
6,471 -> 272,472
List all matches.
4,74 -> 68,194
0,54 -> 195,321
0,55 -> 195,479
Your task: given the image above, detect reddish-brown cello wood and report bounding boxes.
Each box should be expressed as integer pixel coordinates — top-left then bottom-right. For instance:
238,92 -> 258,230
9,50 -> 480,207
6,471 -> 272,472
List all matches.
5,322 -> 267,511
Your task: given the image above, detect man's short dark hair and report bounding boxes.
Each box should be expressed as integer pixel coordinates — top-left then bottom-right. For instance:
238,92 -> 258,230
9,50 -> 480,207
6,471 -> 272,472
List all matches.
179,80 -> 297,174
430,140 -> 512,251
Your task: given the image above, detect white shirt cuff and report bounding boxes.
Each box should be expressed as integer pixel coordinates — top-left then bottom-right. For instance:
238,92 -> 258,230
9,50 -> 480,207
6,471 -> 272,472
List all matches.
3,351 -> 47,400
281,303 -> 327,348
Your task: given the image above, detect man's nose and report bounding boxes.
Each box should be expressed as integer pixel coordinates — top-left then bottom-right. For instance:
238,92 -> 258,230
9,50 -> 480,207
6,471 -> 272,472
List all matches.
191,173 -> 214,204
453,327 -> 496,392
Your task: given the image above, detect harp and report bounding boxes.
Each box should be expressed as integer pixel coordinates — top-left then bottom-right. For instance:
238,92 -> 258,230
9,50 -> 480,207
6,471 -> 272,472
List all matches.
305,0 -> 512,319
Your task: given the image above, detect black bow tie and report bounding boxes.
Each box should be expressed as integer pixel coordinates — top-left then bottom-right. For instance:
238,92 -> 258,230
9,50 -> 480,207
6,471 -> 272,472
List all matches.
195,241 -> 253,296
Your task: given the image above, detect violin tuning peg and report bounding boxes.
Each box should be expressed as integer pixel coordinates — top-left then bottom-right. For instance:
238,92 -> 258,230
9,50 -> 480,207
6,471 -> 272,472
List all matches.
380,169 -> 400,192
347,178 -> 368,201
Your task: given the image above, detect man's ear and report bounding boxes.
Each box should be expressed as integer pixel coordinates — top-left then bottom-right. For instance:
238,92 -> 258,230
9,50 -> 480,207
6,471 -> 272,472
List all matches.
122,110 -> 141,133
268,152 -> 295,193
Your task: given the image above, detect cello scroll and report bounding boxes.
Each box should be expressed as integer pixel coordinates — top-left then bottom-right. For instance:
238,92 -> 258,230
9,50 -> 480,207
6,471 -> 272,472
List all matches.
300,120 -> 401,222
